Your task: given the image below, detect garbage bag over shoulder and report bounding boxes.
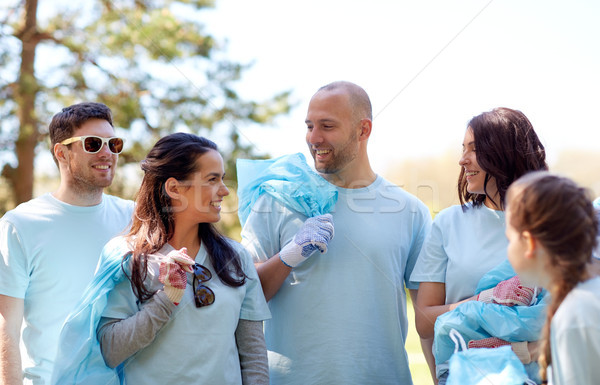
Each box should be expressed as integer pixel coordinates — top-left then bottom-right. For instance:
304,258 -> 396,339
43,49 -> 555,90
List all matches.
434,260 -> 548,366
447,329 -> 530,385
51,237 -> 131,385
236,153 -> 338,227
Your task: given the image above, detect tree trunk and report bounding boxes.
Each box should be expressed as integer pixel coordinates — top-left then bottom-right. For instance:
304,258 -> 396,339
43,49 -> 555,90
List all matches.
11,0 -> 40,204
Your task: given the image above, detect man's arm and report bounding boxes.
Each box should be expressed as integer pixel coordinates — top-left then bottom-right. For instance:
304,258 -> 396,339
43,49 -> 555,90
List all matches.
0,294 -> 24,385
254,257 -> 292,302
253,214 -> 334,302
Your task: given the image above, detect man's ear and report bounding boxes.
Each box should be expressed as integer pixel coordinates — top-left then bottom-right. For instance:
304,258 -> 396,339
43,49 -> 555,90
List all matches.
358,119 -> 372,141
522,230 -> 537,259
164,177 -> 181,200
54,143 -> 68,164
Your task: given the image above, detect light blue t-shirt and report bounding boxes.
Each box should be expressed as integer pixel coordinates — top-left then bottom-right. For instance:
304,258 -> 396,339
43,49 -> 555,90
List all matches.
410,202 -> 507,378
549,276 -> 600,385
410,203 -> 507,303
0,193 -> 133,385
241,175 -> 432,385
101,238 -> 270,384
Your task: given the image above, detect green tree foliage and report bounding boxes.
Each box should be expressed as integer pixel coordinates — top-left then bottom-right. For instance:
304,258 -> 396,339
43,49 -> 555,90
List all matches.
0,0 -> 292,214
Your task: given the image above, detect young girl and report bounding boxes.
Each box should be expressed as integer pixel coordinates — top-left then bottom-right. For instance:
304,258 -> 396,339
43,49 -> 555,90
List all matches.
53,133 -> 270,384
410,107 -> 548,384
506,171 -> 600,384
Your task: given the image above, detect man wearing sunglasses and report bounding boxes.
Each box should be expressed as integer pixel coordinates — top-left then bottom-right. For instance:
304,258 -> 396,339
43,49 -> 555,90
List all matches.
0,102 -> 134,385
241,82 -> 432,384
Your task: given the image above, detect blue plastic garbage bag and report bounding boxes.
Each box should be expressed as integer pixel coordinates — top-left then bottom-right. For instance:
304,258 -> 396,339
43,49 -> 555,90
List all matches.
51,237 -> 130,385
236,153 -> 338,226
434,260 -> 548,382
447,329 -> 531,385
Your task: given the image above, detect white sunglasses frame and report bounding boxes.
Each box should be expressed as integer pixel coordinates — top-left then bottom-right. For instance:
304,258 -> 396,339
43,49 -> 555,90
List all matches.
60,135 -> 125,154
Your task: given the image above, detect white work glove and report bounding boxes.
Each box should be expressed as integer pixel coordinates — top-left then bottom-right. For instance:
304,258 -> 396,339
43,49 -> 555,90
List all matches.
279,214 -> 334,268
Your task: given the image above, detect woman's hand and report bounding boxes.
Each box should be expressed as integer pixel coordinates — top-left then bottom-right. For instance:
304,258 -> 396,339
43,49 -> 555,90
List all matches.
159,248 -> 195,305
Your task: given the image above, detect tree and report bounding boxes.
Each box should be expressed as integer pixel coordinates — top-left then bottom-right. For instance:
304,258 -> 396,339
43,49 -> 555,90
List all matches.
0,0 -> 292,211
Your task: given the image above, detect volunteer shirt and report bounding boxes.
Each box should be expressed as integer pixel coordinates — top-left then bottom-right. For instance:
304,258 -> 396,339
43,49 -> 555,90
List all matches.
410,202 -> 507,378
410,203 -> 507,303
242,175 -> 431,385
0,193 -> 133,384
549,276 -> 600,385
101,239 -> 270,384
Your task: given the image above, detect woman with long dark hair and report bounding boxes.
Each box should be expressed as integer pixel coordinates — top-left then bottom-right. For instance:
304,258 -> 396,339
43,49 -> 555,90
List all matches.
506,171 -> 599,384
410,107 -> 548,384
53,132 -> 270,384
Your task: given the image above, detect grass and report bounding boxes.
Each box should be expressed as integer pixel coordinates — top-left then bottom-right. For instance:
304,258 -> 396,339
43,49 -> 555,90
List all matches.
407,296 -> 435,385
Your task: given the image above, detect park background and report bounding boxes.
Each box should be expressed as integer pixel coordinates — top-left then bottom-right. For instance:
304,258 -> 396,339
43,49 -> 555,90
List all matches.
2,1 -> 599,384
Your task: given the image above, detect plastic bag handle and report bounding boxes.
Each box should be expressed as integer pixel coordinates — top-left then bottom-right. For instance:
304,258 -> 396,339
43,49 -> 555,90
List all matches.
449,328 -> 467,353
529,286 -> 539,306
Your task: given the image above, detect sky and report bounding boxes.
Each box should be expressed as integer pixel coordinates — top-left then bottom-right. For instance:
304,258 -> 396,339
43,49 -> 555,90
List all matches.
8,0 -> 598,190
199,0 -> 600,176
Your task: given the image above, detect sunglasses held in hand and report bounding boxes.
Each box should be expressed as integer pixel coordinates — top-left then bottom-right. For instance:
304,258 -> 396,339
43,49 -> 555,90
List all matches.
193,263 -> 215,307
61,135 -> 125,154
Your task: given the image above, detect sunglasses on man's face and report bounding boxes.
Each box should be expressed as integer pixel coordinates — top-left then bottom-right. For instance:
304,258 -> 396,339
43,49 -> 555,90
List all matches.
60,135 -> 125,154
193,263 -> 215,308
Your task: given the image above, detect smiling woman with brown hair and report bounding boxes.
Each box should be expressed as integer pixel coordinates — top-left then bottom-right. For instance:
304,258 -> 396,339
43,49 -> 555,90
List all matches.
410,107 -> 548,384
53,132 -> 270,385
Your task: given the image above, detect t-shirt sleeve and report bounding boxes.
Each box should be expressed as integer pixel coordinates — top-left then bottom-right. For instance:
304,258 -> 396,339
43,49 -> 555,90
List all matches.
0,219 -> 29,298
237,245 -> 271,321
409,214 -> 448,285
240,194 -> 304,263
404,201 -> 433,290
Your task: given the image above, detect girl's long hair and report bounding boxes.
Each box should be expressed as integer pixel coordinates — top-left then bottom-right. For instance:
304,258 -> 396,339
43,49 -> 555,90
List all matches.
458,107 -> 547,210
126,133 -> 247,301
507,171 -> 598,381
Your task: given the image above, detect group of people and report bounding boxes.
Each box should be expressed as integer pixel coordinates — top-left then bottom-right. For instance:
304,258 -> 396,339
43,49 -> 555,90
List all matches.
0,81 -> 598,385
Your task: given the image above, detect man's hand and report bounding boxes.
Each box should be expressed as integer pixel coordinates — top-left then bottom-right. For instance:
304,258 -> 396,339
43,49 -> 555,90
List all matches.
279,214 -> 334,268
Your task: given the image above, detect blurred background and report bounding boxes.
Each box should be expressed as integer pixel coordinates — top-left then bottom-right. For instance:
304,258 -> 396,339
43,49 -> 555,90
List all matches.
2,0 -> 598,220
1,2 -> 599,382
